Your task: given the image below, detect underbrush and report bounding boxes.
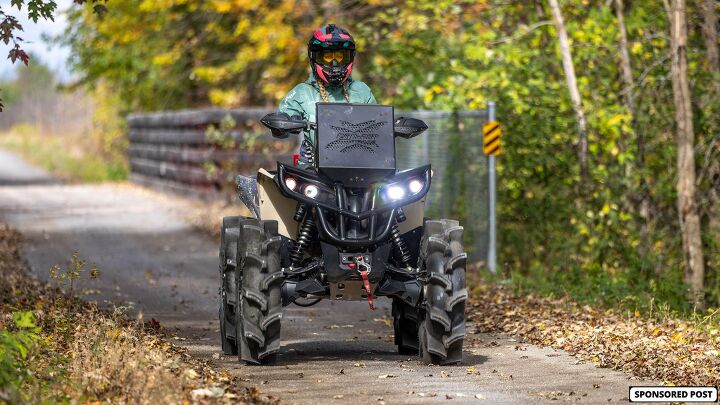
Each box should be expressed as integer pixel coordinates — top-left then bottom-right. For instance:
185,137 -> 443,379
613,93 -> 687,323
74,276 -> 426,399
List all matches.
0,124 -> 127,182
0,225 -> 273,404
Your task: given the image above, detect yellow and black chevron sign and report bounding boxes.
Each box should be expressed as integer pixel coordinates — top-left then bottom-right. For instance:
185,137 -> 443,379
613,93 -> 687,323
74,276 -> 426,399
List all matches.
483,120 -> 502,156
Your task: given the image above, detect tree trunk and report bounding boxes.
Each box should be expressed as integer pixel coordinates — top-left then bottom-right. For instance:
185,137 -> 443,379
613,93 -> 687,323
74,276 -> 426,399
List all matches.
669,0 -> 706,310
548,0 -> 589,178
701,0 -> 719,304
702,0 -> 719,74
614,0 -> 636,116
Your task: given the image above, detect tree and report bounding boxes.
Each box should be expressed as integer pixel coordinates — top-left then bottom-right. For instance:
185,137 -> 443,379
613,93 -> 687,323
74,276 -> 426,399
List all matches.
0,0 -> 105,110
701,0 -> 719,75
668,0 -> 706,309
548,0 -> 589,178
614,0 -> 636,124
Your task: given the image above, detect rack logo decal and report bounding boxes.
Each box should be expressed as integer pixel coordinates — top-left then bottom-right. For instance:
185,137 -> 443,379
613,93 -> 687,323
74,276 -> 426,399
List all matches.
629,386 -> 717,402
326,120 -> 385,153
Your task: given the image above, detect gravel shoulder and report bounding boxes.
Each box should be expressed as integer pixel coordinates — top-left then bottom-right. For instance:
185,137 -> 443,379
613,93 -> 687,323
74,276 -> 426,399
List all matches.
0,149 -> 651,404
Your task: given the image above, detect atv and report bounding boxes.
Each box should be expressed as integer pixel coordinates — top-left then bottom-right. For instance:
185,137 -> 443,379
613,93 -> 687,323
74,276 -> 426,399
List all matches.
218,103 -> 467,365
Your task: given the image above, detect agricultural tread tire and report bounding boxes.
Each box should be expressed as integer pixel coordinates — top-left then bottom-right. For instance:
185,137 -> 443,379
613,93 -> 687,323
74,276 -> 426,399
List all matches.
418,219 -> 467,365
235,219 -> 283,365
219,216 -> 242,355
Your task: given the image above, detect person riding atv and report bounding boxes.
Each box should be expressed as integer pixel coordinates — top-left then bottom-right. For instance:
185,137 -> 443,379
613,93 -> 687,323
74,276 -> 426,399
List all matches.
220,24 -> 467,366
279,24 -> 376,166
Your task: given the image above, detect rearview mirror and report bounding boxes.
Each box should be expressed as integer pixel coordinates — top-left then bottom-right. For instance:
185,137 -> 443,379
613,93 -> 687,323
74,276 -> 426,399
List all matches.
260,112 -> 307,139
394,117 -> 428,139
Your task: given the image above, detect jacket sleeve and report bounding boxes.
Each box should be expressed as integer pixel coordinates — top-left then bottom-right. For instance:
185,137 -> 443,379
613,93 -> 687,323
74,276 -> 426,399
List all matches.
278,84 -> 314,152
278,84 -> 309,120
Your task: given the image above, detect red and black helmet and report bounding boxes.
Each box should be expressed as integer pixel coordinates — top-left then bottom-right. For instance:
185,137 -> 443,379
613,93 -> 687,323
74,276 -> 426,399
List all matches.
307,24 -> 356,87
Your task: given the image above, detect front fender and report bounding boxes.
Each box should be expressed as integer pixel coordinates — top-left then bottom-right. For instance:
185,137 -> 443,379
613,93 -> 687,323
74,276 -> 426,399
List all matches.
257,168 -> 298,240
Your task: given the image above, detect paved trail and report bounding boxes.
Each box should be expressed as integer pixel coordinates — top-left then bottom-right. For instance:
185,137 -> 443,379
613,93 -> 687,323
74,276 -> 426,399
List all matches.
0,149 -> 649,404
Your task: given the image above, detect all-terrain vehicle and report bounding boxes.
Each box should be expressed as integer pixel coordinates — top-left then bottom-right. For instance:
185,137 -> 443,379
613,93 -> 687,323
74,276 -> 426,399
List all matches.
218,103 -> 467,365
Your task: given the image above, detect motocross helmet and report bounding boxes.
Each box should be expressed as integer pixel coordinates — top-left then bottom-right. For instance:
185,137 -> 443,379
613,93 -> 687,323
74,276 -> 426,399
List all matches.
308,24 -> 355,87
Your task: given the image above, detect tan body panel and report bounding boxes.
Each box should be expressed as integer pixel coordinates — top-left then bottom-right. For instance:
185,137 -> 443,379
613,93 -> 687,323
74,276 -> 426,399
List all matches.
256,169 -> 425,240
257,169 -> 298,240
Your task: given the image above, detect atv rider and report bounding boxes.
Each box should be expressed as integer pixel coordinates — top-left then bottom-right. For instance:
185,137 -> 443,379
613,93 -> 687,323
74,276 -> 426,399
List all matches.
279,24 -> 376,166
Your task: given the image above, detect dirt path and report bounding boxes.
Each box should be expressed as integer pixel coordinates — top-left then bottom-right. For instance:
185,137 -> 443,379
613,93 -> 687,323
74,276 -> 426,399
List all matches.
0,149 -> 651,404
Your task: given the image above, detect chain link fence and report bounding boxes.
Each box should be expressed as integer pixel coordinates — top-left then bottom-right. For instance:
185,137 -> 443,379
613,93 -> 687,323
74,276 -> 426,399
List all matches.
396,110 -> 489,261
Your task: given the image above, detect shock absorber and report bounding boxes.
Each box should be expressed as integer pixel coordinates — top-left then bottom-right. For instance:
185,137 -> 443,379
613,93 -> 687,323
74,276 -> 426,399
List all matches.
290,212 -> 316,266
390,222 -> 411,267
300,139 -> 315,166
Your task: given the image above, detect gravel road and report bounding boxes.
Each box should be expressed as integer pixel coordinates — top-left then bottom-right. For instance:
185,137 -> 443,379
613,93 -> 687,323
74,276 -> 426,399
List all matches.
0,149 -> 650,404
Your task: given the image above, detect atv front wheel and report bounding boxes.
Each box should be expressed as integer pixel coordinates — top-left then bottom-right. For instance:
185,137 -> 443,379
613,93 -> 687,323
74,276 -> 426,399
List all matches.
418,219 -> 467,365
234,219 -> 283,364
219,216 -> 242,355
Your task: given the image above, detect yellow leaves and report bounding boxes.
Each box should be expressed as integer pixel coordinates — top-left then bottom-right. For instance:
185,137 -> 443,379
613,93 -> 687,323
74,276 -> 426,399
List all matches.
152,51 -> 179,66
210,0 -> 232,13
234,18 -> 250,36
208,89 -> 242,107
424,85 -> 445,104
670,331 -> 686,344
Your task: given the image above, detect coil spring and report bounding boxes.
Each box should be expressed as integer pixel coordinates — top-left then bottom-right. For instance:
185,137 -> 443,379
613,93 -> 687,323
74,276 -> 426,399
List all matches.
290,215 -> 315,266
300,139 -> 315,165
390,223 -> 411,267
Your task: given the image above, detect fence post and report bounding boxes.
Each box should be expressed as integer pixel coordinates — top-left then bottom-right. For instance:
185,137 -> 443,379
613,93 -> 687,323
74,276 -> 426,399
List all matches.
487,102 -> 497,274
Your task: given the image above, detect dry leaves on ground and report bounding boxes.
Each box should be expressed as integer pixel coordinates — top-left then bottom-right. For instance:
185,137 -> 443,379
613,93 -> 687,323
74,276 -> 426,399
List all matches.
0,224 -> 277,404
469,285 -> 720,387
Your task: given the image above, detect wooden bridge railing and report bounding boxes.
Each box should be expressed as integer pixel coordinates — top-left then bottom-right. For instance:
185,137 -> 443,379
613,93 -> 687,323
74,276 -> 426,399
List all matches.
126,108 -> 294,199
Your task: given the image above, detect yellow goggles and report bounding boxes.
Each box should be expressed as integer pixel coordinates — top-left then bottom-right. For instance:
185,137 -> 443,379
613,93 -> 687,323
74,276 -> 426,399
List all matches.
319,49 -> 352,65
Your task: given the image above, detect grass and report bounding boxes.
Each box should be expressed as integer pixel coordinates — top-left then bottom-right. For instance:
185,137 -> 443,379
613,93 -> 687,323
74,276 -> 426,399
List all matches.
0,124 -> 127,183
0,224 -> 274,404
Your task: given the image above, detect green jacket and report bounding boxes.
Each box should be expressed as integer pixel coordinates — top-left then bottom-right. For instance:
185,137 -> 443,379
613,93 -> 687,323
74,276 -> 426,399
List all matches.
279,73 -> 377,149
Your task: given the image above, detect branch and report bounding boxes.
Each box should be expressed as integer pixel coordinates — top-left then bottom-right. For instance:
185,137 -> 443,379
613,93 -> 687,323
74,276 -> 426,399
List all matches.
491,20 -> 553,45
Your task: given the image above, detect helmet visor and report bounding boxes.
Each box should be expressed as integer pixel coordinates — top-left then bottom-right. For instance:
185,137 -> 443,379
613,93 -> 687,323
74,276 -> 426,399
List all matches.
318,49 -> 353,66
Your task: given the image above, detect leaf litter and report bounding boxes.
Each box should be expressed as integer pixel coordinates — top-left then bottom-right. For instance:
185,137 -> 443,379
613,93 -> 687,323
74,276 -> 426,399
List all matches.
469,284 -> 720,386
0,224 -> 279,404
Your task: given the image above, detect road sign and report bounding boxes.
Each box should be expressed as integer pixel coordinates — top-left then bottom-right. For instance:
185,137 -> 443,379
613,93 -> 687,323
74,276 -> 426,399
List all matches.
483,121 -> 502,156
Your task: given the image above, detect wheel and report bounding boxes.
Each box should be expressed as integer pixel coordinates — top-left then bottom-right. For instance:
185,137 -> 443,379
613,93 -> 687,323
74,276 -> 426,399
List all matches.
392,298 -> 419,355
234,219 -> 283,364
219,216 -> 242,355
418,219 -> 467,365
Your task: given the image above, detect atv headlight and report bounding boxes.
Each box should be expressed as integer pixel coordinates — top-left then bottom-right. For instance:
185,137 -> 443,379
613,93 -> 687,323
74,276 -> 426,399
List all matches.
303,184 -> 320,199
284,176 -> 298,191
385,184 -> 406,200
408,178 -> 424,194
377,166 -> 431,207
276,163 -> 334,204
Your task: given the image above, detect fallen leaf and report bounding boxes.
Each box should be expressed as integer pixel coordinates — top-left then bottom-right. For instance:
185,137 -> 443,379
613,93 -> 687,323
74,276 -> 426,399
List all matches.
190,387 -> 224,400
